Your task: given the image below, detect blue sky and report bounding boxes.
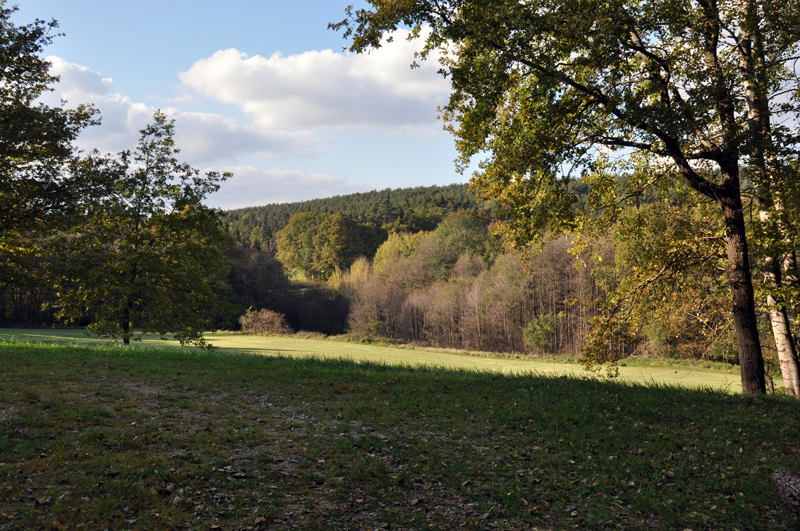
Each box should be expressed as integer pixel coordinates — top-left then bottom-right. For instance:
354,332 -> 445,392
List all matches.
15,1 -> 471,209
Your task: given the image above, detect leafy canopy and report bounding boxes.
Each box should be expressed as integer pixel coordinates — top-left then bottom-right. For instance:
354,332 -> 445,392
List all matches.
0,2 -> 98,293
333,0 -> 800,392
52,112 -> 232,346
0,2 -> 98,234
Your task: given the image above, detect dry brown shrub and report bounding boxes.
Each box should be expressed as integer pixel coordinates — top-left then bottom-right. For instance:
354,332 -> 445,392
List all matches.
239,308 -> 293,335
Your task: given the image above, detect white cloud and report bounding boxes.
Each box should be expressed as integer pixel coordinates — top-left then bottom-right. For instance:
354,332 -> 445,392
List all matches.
33,35 -> 453,210
42,56 -> 327,161
168,112 -> 328,163
178,29 -> 450,130
45,56 -> 114,99
205,166 -> 369,209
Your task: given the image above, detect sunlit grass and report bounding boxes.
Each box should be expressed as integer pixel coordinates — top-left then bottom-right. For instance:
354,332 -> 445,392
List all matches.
0,327 -> 753,393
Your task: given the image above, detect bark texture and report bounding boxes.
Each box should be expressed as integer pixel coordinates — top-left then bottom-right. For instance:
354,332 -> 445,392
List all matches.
721,195 -> 766,394
773,467 -> 800,517
760,213 -> 800,397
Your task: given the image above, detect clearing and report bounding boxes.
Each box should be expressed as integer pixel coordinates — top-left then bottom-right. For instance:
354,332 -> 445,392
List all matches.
1,327 -> 758,393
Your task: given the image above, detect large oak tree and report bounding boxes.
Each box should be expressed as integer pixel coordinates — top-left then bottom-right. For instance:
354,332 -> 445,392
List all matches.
334,0 -> 800,394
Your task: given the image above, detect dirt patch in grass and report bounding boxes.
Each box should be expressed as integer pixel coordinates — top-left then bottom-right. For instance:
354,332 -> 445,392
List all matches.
121,382 -> 164,396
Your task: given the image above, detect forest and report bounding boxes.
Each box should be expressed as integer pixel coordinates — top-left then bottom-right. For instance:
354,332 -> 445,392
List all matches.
2,168 -> 778,368
222,190 -> 762,366
225,183 -> 480,254
4,1 -> 800,397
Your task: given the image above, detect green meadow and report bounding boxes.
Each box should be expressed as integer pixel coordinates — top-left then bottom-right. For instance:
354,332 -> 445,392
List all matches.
1,337 -> 798,530
1,327 -> 751,393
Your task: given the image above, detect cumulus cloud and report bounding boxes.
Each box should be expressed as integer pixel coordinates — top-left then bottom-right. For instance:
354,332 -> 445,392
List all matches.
168,112 -> 328,163
45,56 -> 114,100
33,38 -> 452,209
178,29 -> 450,130
39,56 -> 150,152
205,166 -> 369,209
42,56 -> 327,161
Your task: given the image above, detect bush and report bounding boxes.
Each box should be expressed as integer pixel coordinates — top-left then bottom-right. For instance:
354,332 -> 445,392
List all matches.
239,308 -> 293,335
708,329 -> 738,364
523,314 -> 558,353
642,320 -> 671,357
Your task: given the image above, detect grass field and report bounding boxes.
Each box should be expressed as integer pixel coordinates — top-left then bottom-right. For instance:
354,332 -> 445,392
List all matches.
1,337 -> 799,530
0,327 -> 753,393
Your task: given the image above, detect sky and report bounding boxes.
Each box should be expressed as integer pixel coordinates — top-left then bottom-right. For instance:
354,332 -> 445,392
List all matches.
14,0 -> 471,209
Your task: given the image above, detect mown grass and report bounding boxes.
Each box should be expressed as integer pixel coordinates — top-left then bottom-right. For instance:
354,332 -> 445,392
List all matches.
0,328 -> 750,393
1,340 -> 799,530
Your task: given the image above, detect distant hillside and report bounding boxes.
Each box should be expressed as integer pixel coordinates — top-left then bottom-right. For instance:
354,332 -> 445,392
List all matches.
224,183 -> 479,253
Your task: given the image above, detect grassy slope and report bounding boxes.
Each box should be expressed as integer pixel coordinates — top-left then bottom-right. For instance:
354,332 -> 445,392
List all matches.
2,340 -> 800,530
1,328 -> 750,393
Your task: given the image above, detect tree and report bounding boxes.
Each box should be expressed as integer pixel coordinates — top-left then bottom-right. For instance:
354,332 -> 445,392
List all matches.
276,212 -> 318,279
52,112 -> 232,346
0,3 -> 98,292
226,243 -> 292,315
373,231 -> 430,273
313,213 -> 351,275
524,314 -> 558,354
276,211 -> 384,279
334,0 -> 800,394
604,193 -> 735,360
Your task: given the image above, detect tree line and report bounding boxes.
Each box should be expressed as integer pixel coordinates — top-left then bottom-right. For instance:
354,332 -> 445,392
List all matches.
225,183 -> 479,254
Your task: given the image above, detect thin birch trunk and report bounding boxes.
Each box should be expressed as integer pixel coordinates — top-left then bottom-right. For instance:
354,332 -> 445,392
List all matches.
761,224 -> 800,396
738,0 -> 800,395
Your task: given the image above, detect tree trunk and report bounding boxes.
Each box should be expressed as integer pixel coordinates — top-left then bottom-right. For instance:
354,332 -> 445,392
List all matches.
784,251 -> 799,289
735,2 -> 789,395
721,195 -> 766,394
754,200 -> 800,397
768,305 -> 800,396
122,304 -> 131,346
763,252 -> 800,396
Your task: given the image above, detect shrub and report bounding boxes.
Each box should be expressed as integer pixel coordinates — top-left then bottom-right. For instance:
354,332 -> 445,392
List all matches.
523,314 -> 558,354
239,308 -> 293,335
708,329 -> 738,364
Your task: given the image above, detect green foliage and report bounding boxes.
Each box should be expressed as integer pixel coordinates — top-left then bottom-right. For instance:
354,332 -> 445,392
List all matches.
336,1 -> 800,392
328,256 -> 372,298
225,244 -> 292,315
602,192 -> 733,358
373,231 -> 429,273
0,3 -> 98,299
641,321 -> 671,358
523,314 -> 558,354
0,3 -> 98,235
248,226 -> 263,249
51,112 -> 232,346
709,330 -> 739,365
276,211 -> 383,279
224,183 -> 478,253
409,211 -> 497,286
